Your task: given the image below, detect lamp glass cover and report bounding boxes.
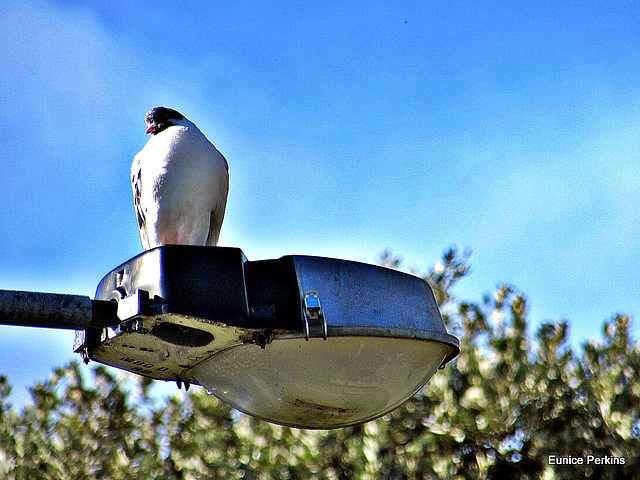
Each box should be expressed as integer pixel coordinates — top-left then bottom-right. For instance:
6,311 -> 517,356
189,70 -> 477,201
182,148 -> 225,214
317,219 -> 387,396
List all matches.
187,335 -> 452,429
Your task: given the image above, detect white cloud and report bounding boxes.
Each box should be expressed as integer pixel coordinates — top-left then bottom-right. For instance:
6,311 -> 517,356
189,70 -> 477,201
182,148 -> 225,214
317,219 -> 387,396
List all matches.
0,0 -> 151,287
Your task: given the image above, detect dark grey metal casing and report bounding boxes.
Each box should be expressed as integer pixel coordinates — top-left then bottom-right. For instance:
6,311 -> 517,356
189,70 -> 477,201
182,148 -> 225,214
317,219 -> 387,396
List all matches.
74,246 -> 459,383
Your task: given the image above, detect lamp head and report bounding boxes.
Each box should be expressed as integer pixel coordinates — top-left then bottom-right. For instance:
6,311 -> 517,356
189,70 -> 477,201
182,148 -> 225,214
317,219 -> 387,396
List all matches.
75,246 -> 459,429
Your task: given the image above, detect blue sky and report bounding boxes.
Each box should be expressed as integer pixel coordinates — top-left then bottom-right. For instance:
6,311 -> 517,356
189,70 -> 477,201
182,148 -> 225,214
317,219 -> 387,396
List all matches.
1,0 -> 639,407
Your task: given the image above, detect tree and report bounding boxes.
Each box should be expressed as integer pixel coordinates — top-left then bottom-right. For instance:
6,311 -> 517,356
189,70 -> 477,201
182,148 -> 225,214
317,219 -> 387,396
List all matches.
0,248 -> 638,479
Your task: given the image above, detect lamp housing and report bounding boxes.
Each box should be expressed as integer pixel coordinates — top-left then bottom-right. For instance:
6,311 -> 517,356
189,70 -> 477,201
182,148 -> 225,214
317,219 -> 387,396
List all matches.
74,246 -> 459,429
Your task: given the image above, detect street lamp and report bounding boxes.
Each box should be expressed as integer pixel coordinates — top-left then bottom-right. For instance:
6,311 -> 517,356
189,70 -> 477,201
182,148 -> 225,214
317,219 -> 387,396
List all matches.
1,246 -> 459,429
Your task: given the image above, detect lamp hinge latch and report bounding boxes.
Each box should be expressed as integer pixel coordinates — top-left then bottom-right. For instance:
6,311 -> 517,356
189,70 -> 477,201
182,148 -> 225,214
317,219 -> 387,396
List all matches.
303,291 -> 327,340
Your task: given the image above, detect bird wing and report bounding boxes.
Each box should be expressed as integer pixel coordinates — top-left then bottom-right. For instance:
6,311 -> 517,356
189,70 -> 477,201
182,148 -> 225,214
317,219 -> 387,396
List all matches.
131,161 -> 150,249
205,156 -> 230,246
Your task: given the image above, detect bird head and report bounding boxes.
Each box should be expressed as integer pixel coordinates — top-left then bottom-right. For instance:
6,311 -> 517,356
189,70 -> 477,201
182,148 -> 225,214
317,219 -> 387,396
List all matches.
144,106 -> 185,135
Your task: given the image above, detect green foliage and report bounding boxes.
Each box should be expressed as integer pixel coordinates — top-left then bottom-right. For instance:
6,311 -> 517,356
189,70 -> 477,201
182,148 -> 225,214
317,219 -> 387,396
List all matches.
0,248 -> 638,479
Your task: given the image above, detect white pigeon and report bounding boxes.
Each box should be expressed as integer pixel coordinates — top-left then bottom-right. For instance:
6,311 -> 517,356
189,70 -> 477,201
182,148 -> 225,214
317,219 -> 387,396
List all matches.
131,106 -> 229,250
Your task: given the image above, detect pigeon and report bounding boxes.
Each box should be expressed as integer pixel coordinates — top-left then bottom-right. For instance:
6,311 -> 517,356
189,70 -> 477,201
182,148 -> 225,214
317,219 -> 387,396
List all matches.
131,106 -> 229,250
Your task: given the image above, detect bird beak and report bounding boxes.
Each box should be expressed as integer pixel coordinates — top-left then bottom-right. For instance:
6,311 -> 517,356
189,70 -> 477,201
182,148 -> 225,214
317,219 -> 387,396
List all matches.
145,124 -> 156,135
